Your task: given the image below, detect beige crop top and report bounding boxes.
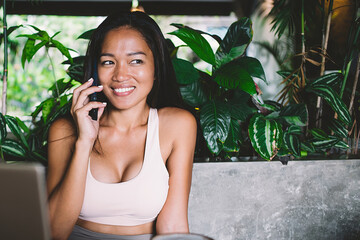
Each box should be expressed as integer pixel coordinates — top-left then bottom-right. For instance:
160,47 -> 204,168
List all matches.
78,108 -> 169,226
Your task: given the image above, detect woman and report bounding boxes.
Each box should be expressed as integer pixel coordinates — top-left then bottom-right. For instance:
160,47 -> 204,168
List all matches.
47,11 -> 197,240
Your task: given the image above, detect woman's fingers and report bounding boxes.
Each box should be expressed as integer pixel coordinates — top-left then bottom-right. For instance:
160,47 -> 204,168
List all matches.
73,101 -> 107,118
71,79 -> 103,115
72,78 -> 94,104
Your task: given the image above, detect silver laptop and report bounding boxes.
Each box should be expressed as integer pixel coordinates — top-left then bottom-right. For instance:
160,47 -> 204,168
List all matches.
0,162 -> 51,240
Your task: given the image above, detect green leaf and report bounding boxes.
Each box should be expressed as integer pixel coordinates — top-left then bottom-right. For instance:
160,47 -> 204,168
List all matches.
49,78 -> 72,97
301,142 -> 315,153
235,57 -> 267,84
214,61 -> 256,94
327,118 -> 348,138
283,132 -> 301,157
17,33 -> 45,41
21,38 -> 35,68
16,117 -> 29,134
172,58 -> 200,84
77,29 -> 95,39
309,72 -> 343,88
311,137 -> 339,150
248,114 -> 283,160
229,101 -> 256,122
0,113 -> 7,143
51,39 -> 73,63
214,45 -> 247,69
287,125 -> 302,135
200,100 -> 231,155
261,100 -> 282,112
179,81 -> 208,107
215,18 -> 253,69
223,118 -> 242,152
28,41 -> 47,62
171,23 -> 222,44
5,116 -> 29,149
42,98 -> 55,123
1,139 -> 27,158
168,27 -> 215,65
306,84 -> 351,124
309,128 -> 328,140
279,103 -> 308,126
334,140 -> 349,149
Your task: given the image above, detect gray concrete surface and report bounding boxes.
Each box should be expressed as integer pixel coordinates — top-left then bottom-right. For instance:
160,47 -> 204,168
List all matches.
188,160 -> 360,240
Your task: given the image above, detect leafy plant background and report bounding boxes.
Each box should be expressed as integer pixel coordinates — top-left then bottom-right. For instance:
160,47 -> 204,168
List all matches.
1,1 -> 359,164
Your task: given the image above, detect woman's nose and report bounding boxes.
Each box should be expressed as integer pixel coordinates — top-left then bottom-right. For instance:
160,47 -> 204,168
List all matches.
113,64 -> 129,81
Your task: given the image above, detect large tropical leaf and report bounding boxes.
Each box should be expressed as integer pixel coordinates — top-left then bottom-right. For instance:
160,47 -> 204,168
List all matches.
248,114 -> 283,160
223,118 -> 242,152
214,18 -> 253,69
279,103 -> 308,126
172,58 -> 200,84
309,128 -> 328,140
179,81 -> 207,107
311,137 -> 340,150
1,139 -> 27,158
283,132 -> 301,158
171,23 -> 222,44
309,72 -> 343,88
306,84 -> 351,124
168,27 -> 215,65
4,116 -> 29,149
229,101 -> 256,122
200,100 -> 231,155
214,61 -> 256,95
327,118 -> 348,138
234,57 -> 267,84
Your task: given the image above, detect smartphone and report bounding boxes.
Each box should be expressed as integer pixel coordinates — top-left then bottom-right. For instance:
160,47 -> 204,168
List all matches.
89,60 -> 98,121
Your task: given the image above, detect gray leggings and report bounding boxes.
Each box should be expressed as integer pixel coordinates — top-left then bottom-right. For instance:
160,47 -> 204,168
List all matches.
68,225 -> 154,240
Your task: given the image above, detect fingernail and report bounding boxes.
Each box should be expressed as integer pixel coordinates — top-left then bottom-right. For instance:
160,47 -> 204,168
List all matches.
98,85 -> 103,88
102,102 -> 107,105
88,78 -> 93,82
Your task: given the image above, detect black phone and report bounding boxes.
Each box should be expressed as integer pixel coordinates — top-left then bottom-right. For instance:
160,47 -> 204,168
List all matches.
89,60 -> 98,120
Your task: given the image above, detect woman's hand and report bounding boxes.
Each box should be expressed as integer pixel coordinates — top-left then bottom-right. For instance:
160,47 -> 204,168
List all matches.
71,78 -> 106,143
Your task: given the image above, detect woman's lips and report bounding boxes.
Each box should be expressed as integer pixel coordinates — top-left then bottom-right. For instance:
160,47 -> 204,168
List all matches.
112,87 -> 135,96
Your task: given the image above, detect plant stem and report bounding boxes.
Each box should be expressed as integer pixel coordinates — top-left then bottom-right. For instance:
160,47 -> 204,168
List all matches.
301,0 -> 305,55
348,53 -> 360,114
46,48 -> 60,97
2,0 -> 7,114
316,0 -> 333,128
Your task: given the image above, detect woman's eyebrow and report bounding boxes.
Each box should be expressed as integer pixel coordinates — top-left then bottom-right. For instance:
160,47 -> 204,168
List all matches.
127,51 -> 146,56
99,53 -> 114,57
99,52 -> 146,57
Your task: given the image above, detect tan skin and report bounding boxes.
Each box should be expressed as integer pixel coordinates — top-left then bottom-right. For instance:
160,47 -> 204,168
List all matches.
46,27 -> 197,240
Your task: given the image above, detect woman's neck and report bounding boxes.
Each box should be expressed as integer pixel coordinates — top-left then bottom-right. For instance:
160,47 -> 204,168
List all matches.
100,104 -> 150,131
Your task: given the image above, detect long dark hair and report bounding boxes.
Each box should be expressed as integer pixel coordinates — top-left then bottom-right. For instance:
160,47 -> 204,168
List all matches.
84,11 -> 184,109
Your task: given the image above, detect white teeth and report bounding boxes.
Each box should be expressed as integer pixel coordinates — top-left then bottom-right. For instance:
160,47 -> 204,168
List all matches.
114,87 -> 135,93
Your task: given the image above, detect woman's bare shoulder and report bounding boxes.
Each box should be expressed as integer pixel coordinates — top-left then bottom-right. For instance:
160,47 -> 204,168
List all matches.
48,116 -> 77,143
158,107 -> 196,128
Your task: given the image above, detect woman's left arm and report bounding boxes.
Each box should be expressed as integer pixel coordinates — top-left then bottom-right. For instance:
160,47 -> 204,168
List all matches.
156,108 -> 197,234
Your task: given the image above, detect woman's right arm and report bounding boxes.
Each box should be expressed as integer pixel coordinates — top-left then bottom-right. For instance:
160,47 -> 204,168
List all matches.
47,79 -> 106,240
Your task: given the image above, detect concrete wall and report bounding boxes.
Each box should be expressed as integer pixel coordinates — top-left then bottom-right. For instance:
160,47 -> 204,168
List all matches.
188,159 -> 360,240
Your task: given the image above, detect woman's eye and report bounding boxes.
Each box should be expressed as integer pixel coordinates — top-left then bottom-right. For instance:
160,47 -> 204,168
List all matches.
130,59 -> 143,64
101,60 -> 113,65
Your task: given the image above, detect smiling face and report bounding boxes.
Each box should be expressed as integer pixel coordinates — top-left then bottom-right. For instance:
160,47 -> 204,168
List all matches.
98,27 -> 155,110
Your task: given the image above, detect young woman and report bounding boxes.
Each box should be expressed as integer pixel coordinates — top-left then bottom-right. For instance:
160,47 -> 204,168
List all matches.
46,11 -> 197,240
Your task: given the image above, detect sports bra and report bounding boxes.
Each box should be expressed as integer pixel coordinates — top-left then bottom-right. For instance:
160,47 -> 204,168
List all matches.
78,108 -> 169,226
